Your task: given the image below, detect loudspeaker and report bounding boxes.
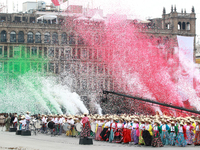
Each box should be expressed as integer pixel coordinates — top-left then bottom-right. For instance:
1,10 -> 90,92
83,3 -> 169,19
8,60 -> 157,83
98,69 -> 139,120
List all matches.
21,130 -> 31,136
9,128 -> 17,132
79,137 -> 93,145
16,130 -> 21,135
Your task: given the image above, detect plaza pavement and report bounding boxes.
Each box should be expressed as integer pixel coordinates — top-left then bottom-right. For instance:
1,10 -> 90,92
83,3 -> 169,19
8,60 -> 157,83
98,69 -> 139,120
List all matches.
0,128 -> 199,150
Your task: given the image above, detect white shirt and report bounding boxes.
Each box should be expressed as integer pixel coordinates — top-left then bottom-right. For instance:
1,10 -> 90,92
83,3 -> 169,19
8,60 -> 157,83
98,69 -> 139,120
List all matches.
196,125 -> 199,131
179,126 -> 183,132
171,126 -> 175,132
186,125 -> 190,131
21,119 -> 26,126
162,125 -> 166,131
140,124 -> 145,130
54,118 -> 59,124
111,123 -> 115,128
132,123 -> 136,129
154,126 -> 158,131
25,114 -> 31,120
13,117 -> 18,123
117,123 -> 123,129
145,124 -> 150,130
42,117 -> 47,123
104,121 -> 110,127
98,122 -> 104,126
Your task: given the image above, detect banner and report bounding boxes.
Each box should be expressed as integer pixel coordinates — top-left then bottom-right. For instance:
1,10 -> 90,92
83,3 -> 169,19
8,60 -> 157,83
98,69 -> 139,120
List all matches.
51,0 -> 67,6
177,35 -> 194,101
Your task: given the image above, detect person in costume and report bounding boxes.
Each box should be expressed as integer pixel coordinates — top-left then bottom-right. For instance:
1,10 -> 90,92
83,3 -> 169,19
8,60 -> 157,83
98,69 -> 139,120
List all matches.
5,115 -> 10,131
123,117 -> 132,143
151,120 -> 163,147
194,120 -> 200,146
25,111 -> 31,130
109,117 -> 116,143
113,119 -> 124,143
160,120 -> 170,145
139,119 -> 145,145
95,117 -> 104,140
142,119 -> 153,146
132,118 -> 140,145
168,121 -> 178,146
175,122 -> 187,147
41,115 -> 47,133
185,120 -> 194,145
100,117 -> 110,141
80,113 -> 91,138
13,114 -> 18,128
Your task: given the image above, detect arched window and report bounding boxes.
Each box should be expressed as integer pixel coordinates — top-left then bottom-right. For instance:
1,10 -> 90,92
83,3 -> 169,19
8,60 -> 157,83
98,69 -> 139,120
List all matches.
27,32 -> 34,43
1,30 -> 7,42
187,22 -> 190,30
44,32 -> 51,44
18,31 -> 24,43
178,22 -> 181,30
69,32 -> 75,45
10,31 -> 16,43
61,32 -> 67,44
35,32 -> 41,43
52,32 -> 58,44
182,22 -> 186,30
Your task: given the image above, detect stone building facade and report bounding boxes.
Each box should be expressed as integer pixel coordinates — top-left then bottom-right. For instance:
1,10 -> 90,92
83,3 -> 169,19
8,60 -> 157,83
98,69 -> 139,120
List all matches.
0,6 -> 196,113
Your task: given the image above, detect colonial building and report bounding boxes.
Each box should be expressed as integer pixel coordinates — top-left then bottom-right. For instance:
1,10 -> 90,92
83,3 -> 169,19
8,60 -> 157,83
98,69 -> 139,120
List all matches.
0,5 -> 196,113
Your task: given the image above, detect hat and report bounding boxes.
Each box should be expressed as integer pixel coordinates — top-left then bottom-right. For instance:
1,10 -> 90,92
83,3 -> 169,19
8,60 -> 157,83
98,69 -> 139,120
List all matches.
83,112 -> 88,115
154,120 -> 160,125
171,121 -> 175,125
134,119 -> 139,122
180,122 -> 184,126
26,111 -> 30,114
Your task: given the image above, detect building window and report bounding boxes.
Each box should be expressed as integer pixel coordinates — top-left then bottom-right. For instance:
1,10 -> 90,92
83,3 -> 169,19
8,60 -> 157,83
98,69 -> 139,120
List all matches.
82,79 -> 87,90
81,48 -> 87,59
39,47 -> 42,58
4,46 -> 7,57
187,22 -> 190,30
44,47 -> 47,57
10,31 -> 16,43
61,33 -> 67,44
0,46 -> 2,56
65,48 -> 71,60
35,32 -> 41,43
14,46 -> 20,57
69,32 -> 75,45
14,16 -> 21,23
48,47 -> 54,57
182,22 -> 186,30
65,63 -> 71,72
60,48 -> 64,59
27,32 -> 34,43
1,30 -> 7,42
44,32 -> 51,44
178,22 -> 181,30
32,47 -> 37,57
27,47 -> 30,58
49,63 -> 54,73
18,31 -> 24,43
55,47 -> 59,58
30,17 -> 35,23
52,32 -> 58,44
9,46 -> 13,58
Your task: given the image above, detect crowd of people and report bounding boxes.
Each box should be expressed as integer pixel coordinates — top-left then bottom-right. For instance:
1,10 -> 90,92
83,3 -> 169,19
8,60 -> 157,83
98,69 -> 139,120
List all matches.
1,112 -> 200,147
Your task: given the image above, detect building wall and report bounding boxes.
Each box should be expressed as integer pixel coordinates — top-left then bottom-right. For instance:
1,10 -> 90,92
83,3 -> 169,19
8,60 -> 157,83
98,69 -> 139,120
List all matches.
0,7 -> 197,112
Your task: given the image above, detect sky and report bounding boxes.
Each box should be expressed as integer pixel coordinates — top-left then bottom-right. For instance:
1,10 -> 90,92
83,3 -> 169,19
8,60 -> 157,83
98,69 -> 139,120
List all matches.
1,0 -> 200,42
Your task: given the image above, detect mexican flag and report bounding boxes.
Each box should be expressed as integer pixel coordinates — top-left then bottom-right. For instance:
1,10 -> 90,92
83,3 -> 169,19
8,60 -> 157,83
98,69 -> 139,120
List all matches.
51,0 -> 68,6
